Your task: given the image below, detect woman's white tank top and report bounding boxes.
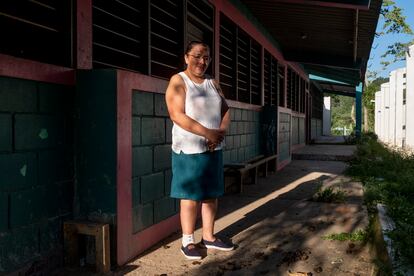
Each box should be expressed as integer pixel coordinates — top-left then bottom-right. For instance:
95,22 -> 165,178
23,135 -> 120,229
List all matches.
171,72 -> 223,154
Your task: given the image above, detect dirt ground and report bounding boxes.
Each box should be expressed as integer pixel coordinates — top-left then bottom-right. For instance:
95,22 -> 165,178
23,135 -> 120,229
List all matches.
110,159 -> 374,276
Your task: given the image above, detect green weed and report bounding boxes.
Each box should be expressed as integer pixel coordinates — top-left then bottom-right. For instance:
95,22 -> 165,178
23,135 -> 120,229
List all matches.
313,186 -> 346,203
346,133 -> 414,270
322,229 -> 367,242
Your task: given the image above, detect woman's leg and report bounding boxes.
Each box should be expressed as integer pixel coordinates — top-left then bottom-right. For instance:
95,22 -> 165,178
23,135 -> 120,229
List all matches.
180,199 -> 199,235
201,198 -> 218,241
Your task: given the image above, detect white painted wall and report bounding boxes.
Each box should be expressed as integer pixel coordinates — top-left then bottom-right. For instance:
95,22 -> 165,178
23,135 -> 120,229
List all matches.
389,71 -> 397,145
375,91 -> 381,138
380,83 -> 390,143
323,96 -> 331,135
406,45 -> 414,148
394,68 -> 406,147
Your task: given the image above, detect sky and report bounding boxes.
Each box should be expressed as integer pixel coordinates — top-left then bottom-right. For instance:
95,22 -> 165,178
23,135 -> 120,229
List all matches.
368,0 -> 414,78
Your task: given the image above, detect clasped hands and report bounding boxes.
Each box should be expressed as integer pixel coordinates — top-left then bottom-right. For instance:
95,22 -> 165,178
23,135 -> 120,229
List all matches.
205,128 -> 225,152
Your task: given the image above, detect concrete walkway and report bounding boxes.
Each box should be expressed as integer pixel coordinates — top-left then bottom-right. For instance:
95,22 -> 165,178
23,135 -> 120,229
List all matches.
292,145 -> 356,161
114,156 -> 373,275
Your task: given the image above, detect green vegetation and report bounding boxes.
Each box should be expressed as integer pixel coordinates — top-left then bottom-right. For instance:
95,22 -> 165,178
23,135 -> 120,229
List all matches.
378,0 -> 413,69
313,185 -> 346,203
322,229 -> 367,242
363,77 -> 389,132
347,133 -> 414,270
330,94 -> 354,136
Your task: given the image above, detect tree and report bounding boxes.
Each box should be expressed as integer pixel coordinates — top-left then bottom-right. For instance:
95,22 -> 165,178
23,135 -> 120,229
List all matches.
330,94 -> 355,135
363,77 -> 389,131
378,0 -> 413,69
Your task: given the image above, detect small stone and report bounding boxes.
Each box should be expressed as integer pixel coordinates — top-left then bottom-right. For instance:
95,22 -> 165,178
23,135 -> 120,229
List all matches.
314,266 -> 323,273
192,261 -> 201,265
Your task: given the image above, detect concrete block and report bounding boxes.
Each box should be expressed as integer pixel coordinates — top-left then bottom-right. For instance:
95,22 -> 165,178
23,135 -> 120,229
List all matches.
233,135 -> 241,148
229,123 -> 237,135
14,114 -> 63,150
230,108 -> 235,120
154,93 -> 169,117
0,153 -> 37,191
132,117 -> 141,146
0,114 -> 12,152
132,203 -> 154,233
57,181 -> 73,215
141,172 -> 164,204
248,110 -> 254,121
0,193 -> 7,232
242,109 -> 248,121
10,186 -> 47,228
225,135 -> 234,150
38,82 -> 73,113
235,122 -> 242,134
254,111 -> 260,122
240,134 -> 247,147
234,109 -> 242,121
38,149 -> 73,186
132,146 -> 153,177
45,181 -> 73,217
154,145 -> 171,171
231,149 -> 238,162
223,150 -> 231,164
154,197 -> 176,223
142,118 -> 165,145
132,177 -> 140,207
238,147 -> 245,162
166,119 -> 173,143
164,169 -> 172,195
243,122 -> 250,134
132,92 -> 153,115
0,77 -> 36,112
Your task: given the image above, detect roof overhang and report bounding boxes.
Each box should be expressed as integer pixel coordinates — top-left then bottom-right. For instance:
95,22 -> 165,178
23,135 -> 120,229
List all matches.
239,0 -> 382,90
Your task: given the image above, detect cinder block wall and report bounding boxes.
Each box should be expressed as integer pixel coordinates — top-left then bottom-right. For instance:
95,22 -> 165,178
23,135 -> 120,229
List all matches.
291,116 -> 305,146
131,94 -> 262,232
223,108 -> 261,164
0,76 -> 74,273
279,112 -> 291,162
131,91 -> 175,233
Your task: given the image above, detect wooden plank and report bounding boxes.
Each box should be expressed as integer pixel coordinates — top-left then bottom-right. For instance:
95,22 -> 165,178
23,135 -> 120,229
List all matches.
95,224 -> 111,273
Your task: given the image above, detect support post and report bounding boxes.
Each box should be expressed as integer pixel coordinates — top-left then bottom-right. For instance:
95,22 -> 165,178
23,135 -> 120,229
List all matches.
355,82 -> 363,137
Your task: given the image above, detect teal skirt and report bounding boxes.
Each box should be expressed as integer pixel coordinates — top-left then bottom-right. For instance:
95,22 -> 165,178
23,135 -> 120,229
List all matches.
170,150 -> 224,201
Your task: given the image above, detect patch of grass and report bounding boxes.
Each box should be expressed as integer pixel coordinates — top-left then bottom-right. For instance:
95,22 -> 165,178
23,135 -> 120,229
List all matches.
346,132 -> 414,270
322,229 -> 367,242
313,186 -> 346,203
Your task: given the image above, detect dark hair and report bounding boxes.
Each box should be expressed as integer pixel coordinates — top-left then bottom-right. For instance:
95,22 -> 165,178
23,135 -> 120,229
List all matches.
185,41 -> 210,55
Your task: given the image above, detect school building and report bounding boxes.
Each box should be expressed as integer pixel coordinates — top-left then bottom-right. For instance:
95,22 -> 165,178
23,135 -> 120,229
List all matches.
375,45 -> 414,149
0,0 -> 381,273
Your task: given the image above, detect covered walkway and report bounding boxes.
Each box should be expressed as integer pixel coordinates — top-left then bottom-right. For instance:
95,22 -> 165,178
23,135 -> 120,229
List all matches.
110,146 -> 373,276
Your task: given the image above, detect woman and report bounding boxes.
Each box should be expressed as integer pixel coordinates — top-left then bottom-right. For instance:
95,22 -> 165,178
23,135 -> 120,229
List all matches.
165,41 -> 233,260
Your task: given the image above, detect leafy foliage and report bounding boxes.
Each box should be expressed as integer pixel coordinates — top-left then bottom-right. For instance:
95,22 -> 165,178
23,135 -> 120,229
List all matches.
346,134 -> 414,269
330,94 -> 354,135
313,185 -> 346,203
378,0 -> 414,68
322,229 -> 367,242
362,77 -> 389,131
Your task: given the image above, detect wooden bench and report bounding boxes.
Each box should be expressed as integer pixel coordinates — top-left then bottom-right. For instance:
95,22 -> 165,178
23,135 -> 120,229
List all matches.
224,154 -> 278,193
63,221 -> 111,273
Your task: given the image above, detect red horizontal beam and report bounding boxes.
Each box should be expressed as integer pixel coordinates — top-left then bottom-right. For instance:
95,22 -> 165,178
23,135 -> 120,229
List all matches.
0,54 -> 75,85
